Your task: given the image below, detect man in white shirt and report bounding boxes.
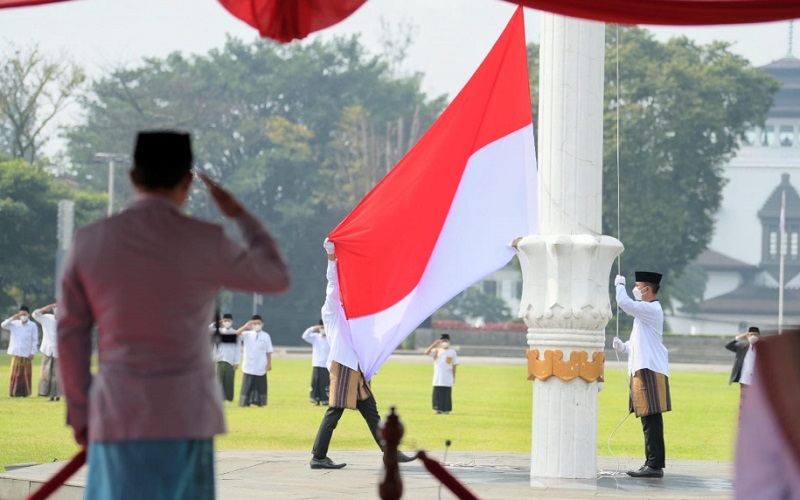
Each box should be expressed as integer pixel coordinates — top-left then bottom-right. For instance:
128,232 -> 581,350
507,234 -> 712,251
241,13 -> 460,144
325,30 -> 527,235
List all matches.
301,320 -> 330,405
33,303 -> 60,401
725,326 -> 759,413
58,130 -> 290,500
235,315 -> 273,407
2,305 -> 39,397
213,313 -> 242,402
612,271 -> 670,478
310,239 -> 415,469
424,334 -> 459,414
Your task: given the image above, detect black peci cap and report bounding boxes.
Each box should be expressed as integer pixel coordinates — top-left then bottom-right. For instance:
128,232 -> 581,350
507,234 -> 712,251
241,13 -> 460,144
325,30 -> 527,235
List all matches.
635,271 -> 662,285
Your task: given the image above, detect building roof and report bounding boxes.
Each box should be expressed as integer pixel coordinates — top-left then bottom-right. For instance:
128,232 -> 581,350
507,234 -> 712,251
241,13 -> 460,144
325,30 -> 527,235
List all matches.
757,173 -> 800,220
761,56 -> 800,118
694,248 -> 757,271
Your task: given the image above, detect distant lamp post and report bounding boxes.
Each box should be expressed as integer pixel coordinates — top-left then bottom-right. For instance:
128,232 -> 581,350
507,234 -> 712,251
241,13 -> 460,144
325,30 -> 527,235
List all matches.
55,199 -> 75,297
94,153 -> 129,216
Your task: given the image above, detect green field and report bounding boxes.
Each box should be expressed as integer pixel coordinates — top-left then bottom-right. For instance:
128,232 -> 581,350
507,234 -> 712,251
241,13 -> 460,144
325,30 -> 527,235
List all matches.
0,355 -> 739,471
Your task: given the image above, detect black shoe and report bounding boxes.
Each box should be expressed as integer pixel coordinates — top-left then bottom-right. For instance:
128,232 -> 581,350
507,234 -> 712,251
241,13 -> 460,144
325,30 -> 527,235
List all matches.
627,465 -> 663,478
397,451 -> 417,463
310,457 -> 346,469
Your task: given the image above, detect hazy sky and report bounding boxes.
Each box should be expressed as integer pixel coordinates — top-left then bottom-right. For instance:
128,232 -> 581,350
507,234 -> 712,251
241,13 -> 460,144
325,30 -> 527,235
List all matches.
0,0 -> 796,152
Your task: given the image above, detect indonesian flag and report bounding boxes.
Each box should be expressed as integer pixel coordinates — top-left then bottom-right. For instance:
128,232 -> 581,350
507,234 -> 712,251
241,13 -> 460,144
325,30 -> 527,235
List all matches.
328,7 -> 538,380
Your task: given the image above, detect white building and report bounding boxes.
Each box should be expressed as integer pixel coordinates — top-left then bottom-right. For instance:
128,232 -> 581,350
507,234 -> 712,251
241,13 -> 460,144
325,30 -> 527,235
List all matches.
668,55 -> 800,335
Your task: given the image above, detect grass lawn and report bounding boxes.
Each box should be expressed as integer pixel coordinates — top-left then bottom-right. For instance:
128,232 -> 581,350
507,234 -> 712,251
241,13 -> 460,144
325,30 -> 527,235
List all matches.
0,355 -> 739,471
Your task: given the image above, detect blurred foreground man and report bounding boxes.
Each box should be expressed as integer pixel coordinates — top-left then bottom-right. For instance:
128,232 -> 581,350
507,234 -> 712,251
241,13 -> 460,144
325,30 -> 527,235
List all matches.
735,330 -> 800,499
58,131 -> 290,500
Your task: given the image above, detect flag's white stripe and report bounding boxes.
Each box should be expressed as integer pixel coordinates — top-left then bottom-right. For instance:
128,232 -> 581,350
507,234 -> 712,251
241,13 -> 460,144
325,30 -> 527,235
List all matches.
349,125 -> 538,379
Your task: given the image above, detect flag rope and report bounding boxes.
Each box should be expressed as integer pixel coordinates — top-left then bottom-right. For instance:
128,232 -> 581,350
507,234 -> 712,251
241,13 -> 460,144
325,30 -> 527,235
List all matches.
607,23 -> 633,475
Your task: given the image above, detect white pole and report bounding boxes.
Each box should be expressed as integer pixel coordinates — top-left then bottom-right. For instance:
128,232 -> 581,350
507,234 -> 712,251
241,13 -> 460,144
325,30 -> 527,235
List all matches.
107,159 -> 115,217
779,190 -> 786,334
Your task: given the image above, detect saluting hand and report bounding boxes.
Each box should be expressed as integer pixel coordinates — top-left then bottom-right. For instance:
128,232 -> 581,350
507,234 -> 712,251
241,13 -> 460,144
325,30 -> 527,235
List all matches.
198,172 -> 243,218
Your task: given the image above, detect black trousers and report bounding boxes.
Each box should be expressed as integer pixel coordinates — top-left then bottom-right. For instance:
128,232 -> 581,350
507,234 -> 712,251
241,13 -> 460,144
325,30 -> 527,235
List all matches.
641,413 -> 665,468
311,395 -> 383,459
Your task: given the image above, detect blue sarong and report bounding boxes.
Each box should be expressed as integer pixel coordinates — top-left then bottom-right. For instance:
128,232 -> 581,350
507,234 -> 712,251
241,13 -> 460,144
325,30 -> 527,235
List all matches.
86,439 -> 215,500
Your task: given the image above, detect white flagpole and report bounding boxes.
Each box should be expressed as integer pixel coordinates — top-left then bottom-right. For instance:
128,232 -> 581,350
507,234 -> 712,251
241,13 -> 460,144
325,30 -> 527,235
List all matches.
779,190 -> 786,334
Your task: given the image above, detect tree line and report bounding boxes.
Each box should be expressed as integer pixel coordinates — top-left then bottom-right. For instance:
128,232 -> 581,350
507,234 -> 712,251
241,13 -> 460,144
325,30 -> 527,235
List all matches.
0,27 -> 779,340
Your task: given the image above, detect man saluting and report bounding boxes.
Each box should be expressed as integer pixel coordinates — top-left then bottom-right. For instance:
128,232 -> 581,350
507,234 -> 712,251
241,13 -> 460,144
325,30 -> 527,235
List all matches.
58,131 -> 290,499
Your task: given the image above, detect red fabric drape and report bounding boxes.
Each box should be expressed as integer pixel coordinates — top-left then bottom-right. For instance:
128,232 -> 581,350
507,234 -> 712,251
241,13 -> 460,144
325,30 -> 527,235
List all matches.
217,0 -> 367,42
0,0 -> 70,8
214,0 -> 800,43
507,0 -> 800,26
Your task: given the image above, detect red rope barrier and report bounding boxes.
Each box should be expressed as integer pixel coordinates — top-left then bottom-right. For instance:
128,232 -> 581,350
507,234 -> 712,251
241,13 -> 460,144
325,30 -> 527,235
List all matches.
26,449 -> 86,500
416,450 -> 479,500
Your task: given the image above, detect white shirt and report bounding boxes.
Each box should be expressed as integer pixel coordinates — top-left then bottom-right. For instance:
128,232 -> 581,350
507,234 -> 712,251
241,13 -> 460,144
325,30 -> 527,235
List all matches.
1,318 -> 39,357
739,345 -> 757,386
58,195 -> 290,443
616,284 -> 669,377
301,327 -> 330,368
430,347 -> 458,386
213,327 -> 242,366
735,368 -> 800,499
321,259 -> 360,372
240,330 -> 273,376
33,310 -> 58,358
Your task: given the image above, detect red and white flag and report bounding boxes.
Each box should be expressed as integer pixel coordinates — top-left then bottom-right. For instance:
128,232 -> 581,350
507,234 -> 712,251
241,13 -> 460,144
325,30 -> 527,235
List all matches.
328,7 -> 538,379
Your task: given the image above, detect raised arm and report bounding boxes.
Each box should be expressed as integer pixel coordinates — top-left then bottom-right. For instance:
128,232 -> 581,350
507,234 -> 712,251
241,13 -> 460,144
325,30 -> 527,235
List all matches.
200,173 -> 291,294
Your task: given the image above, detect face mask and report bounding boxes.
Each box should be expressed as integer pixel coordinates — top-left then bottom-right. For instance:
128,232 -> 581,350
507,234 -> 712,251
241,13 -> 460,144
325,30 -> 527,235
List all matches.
20,315 -> 29,323
53,308 -> 59,317
748,335 -> 759,345
222,321 -> 233,329
632,288 -> 643,301
440,341 -> 450,349
253,324 -> 263,332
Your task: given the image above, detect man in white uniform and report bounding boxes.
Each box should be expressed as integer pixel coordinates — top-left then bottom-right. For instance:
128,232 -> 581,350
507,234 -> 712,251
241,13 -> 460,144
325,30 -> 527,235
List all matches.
236,315 -> 273,407
612,271 -> 670,478
213,313 -> 242,402
310,239 -> 415,469
424,334 -> 459,414
2,305 -> 39,397
58,130 -> 290,499
33,303 -> 60,400
725,326 -> 760,413
301,320 -> 330,405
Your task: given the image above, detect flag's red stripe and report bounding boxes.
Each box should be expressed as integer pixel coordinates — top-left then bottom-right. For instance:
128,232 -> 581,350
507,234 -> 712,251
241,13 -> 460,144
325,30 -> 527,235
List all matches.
329,7 -> 531,318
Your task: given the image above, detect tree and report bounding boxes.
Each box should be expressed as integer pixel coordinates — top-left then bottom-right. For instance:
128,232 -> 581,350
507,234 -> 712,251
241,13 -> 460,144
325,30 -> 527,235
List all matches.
601,28 -> 778,313
64,35 -> 447,342
434,287 -> 512,324
0,159 -> 105,314
0,44 -> 86,164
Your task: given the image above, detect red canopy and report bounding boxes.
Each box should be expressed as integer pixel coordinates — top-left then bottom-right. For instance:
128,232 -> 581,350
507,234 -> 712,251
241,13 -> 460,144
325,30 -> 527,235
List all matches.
217,0 -> 367,42
215,0 -> 800,42
0,0 -> 69,7
4,0 -> 800,41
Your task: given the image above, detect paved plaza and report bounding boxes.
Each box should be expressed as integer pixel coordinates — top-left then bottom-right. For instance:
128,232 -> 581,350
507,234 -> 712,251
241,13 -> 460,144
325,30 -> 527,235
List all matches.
0,449 -> 732,499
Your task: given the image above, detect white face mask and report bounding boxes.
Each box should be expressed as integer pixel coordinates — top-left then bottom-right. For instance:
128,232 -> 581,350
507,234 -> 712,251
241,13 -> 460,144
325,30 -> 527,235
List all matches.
53,308 -> 59,317
253,324 -> 263,332
20,315 -> 29,323
748,335 -> 759,345
222,320 -> 233,329
440,341 -> 450,349
632,287 -> 644,301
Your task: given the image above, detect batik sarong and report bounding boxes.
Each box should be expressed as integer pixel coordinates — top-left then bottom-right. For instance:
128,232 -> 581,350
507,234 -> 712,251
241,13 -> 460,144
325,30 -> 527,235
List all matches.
9,355 -> 32,397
